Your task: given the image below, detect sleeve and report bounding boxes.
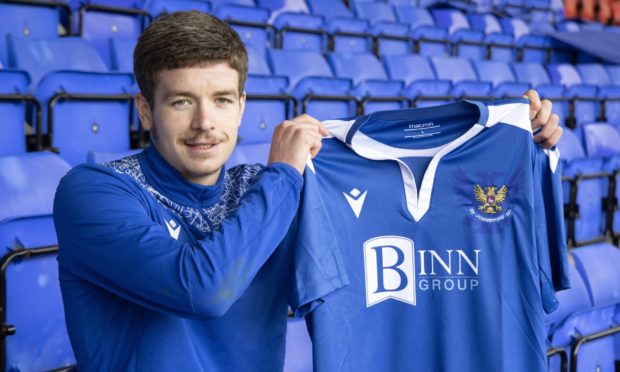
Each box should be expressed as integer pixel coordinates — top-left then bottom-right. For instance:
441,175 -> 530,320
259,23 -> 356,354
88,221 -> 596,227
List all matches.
283,160 -> 349,317
53,163 -> 303,319
534,147 -> 571,314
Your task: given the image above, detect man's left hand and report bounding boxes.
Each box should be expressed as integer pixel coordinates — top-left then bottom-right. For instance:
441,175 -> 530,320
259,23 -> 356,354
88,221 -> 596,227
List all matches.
523,89 -> 563,149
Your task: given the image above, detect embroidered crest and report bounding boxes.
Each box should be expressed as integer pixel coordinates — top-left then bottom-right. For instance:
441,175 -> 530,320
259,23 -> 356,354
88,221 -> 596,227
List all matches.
474,185 -> 507,214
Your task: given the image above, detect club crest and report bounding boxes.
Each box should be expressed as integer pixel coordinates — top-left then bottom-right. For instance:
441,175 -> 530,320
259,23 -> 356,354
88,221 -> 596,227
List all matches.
474,185 -> 507,214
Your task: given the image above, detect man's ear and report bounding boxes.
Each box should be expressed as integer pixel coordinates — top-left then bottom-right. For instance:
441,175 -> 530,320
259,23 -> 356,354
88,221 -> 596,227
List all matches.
136,93 -> 153,130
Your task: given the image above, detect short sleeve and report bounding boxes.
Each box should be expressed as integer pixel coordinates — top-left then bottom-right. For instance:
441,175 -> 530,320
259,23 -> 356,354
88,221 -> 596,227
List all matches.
283,160 -> 349,317
534,147 -> 571,314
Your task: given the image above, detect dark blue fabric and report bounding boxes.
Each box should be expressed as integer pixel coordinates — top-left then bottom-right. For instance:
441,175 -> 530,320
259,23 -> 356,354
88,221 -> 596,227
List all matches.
549,31 -> 620,64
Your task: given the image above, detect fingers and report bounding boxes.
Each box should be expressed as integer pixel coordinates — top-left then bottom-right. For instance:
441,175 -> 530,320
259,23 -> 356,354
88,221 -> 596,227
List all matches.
523,89 -> 541,120
290,114 -> 328,136
533,112 -> 559,143
531,99 -> 553,130
538,124 -> 563,149
268,114 -> 326,174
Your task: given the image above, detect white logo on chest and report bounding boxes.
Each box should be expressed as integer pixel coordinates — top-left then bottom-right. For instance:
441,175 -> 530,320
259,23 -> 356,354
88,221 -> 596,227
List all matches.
343,188 -> 368,219
164,219 -> 181,240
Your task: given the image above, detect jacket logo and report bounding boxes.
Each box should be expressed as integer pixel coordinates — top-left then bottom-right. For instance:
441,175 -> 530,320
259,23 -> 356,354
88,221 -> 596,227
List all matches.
474,185 -> 507,214
343,188 -> 367,219
165,219 -> 181,240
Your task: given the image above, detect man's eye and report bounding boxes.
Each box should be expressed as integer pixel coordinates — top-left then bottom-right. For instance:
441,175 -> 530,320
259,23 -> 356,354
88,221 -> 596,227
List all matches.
172,99 -> 190,107
216,97 -> 232,104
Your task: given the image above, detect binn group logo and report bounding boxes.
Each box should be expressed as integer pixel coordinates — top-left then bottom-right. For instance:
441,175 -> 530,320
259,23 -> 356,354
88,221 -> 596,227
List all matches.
363,236 -> 481,308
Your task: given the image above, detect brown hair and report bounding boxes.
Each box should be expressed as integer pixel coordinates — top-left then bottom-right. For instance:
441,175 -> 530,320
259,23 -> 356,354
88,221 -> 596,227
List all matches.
134,11 -> 248,107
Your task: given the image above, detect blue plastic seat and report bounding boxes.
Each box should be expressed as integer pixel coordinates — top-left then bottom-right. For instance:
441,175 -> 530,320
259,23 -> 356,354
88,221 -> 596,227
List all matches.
431,8 -> 487,60
283,317 -> 312,372
547,63 -> 601,126
353,2 -> 411,55
7,36 -> 107,88
109,38 -> 136,73
545,263 -> 592,372
431,56 -> 491,99
0,152 -> 74,371
35,71 -> 135,165
382,54 -> 451,107
216,4 -> 273,59
328,52 -> 406,114
0,2 -> 68,66
581,123 -> 620,158
567,243 -> 620,372
78,1 -> 147,70
145,0 -> 211,18
472,60 -> 530,98
606,65 -> 620,86
324,18 -> 372,54
210,0 -> 256,8
577,64 -> 620,124
268,49 -> 355,120
512,62 -> 568,126
499,18 -> 550,63
467,12 -> 515,62
393,6 -> 450,57
558,128 -> 608,245
306,0 -> 353,19
0,70 -> 32,156
273,12 -> 325,52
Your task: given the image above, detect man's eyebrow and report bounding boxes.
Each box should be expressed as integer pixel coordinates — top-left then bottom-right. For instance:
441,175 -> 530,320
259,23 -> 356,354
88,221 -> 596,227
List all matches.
163,90 -> 196,100
213,90 -> 239,97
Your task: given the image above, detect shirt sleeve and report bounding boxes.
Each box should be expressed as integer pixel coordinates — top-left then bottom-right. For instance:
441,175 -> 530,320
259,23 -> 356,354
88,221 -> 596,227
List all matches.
283,160 -> 349,317
533,147 -> 571,314
53,163 -> 303,319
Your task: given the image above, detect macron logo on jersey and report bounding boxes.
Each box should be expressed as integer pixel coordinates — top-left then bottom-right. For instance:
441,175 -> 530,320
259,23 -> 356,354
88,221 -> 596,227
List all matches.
343,188 -> 367,218
165,219 -> 181,240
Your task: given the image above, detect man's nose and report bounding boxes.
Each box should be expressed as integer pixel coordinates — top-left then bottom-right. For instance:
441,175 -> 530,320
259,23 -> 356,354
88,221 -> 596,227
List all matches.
191,103 -> 216,131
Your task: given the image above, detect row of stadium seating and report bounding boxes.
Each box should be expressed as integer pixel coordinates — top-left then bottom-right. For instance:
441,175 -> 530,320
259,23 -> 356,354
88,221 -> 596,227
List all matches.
0,0 -> 616,70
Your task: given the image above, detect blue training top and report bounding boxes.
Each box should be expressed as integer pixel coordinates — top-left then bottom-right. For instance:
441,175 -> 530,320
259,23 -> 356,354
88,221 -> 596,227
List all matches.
53,145 -> 348,371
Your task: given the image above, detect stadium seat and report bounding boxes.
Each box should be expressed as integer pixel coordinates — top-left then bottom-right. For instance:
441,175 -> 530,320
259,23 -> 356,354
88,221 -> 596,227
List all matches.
382,54 -> 451,107
78,1 -> 147,70
283,317 -> 312,372
273,12 -> 325,52
545,263 -> 592,372
472,60 -> 530,98
306,0 -> 353,19
7,35 -> 108,88
577,63 -> 620,124
0,152 -> 74,371
0,70 -> 33,155
557,128 -> 609,246
145,0 -> 211,18
353,2 -> 412,56
431,56 -> 492,99
392,6 -> 450,57
210,0 -> 256,8
512,62 -> 568,126
86,148 -> 142,164
0,1 -> 69,66
35,71 -> 136,165
324,17 -> 372,54
547,63 -> 601,126
109,38 -> 136,73
568,243 -> 620,372
431,8 -> 487,60
466,12 -> 515,62
215,4 -> 273,58
328,52 -> 406,114
606,65 -> 620,86
268,49 -> 356,120
499,18 -> 551,63
581,122 -> 620,158
240,46 -> 293,147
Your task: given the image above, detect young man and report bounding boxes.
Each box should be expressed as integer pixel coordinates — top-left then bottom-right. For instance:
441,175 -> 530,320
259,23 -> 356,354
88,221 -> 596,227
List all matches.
53,11 -> 562,371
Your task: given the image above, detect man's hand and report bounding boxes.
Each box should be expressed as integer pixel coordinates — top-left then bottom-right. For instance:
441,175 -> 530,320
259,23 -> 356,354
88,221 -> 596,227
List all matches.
268,114 -> 328,175
523,89 -> 563,149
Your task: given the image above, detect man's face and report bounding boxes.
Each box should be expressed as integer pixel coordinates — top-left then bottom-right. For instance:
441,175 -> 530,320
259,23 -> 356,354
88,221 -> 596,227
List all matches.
137,63 -> 245,185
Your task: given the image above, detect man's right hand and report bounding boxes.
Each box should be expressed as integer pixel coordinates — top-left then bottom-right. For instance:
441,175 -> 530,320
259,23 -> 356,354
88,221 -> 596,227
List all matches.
268,114 -> 328,175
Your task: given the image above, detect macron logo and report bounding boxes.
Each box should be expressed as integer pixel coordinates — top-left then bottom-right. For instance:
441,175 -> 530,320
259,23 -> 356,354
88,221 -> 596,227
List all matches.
343,188 -> 367,219
165,219 -> 181,240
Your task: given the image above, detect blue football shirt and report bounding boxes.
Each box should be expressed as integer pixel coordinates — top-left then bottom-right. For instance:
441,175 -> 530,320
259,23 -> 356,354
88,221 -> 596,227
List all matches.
298,99 -> 570,372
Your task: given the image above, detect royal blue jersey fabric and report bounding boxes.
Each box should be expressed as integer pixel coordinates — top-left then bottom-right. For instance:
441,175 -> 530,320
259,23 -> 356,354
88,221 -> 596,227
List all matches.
53,145 -> 348,371
300,99 -> 570,372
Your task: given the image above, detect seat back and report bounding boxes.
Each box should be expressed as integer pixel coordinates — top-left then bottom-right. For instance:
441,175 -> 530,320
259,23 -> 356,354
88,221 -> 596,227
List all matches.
268,49 -> 333,87
354,2 -> 397,23
145,0 -> 211,18
577,63 -> 613,86
8,36 -> 107,87
109,38 -> 136,73
582,123 -> 620,157
431,56 -> 477,84
0,152 -> 74,371
0,70 -> 31,156
328,53 -> 388,85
